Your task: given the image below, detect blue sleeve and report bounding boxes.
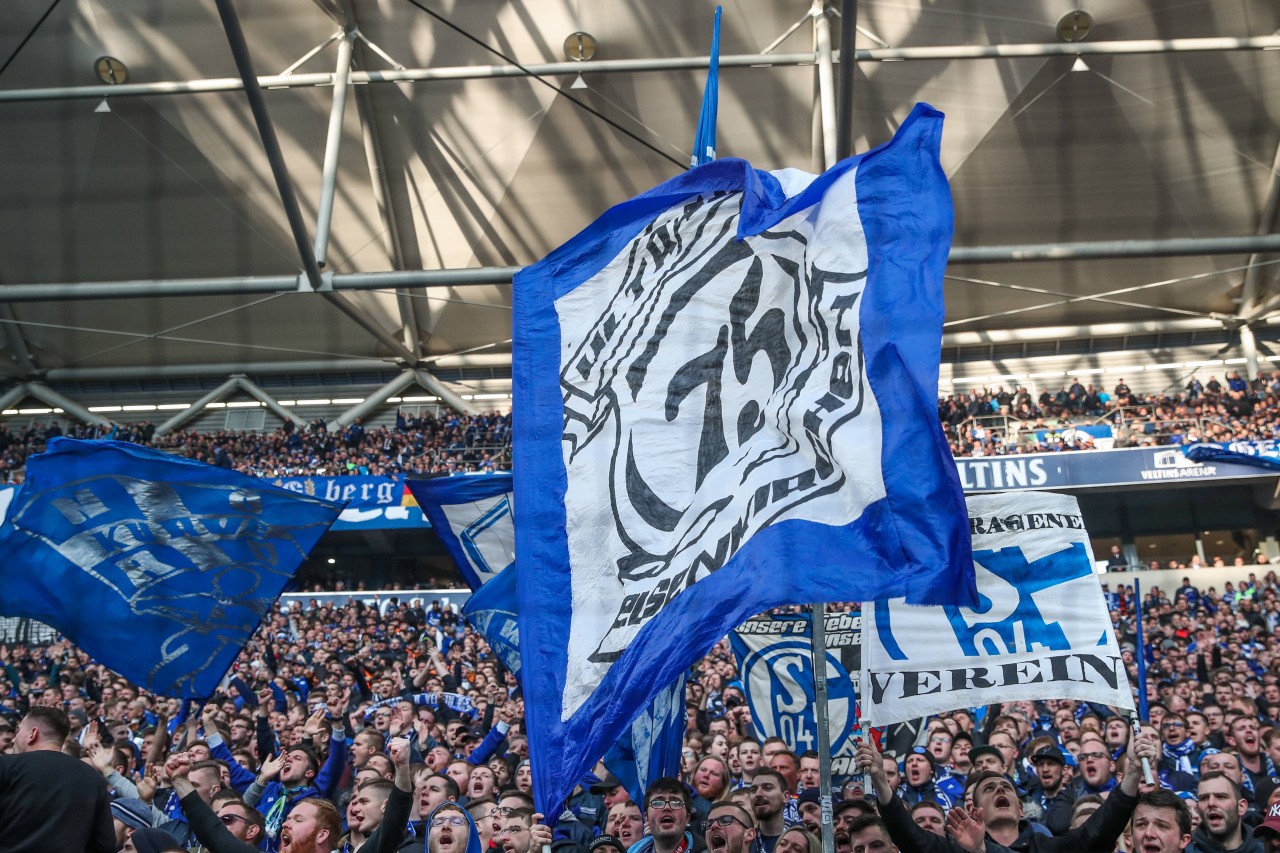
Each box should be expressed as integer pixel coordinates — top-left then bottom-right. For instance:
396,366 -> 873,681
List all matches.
316,731 -> 350,799
210,738 -> 256,793
269,683 -> 288,714
467,724 -> 508,766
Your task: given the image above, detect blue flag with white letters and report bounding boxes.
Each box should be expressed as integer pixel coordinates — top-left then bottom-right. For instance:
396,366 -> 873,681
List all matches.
407,474 -> 514,590
0,438 -> 342,698
462,563 -> 523,676
1185,441 -> 1280,470
513,103 -> 974,817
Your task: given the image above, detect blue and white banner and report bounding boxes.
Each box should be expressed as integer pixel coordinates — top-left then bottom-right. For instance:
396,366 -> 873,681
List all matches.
513,103 -> 975,816
1184,440 -> 1280,471
0,438 -> 342,698
861,490 -> 1133,725
462,563 -> 522,676
603,674 -> 688,807
731,612 -> 863,776
407,474 -> 514,590
270,475 -> 428,530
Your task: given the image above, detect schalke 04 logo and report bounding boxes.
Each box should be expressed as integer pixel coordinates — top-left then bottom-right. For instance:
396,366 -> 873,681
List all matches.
740,638 -> 857,756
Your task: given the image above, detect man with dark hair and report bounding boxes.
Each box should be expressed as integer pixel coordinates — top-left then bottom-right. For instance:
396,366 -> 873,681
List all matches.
1186,772 -> 1261,853
910,801 -> 946,837
847,815 -> 898,853
1028,746 -> 1076,835
704,800 -> 757,853
247,745 -> 324,852
632,778 -> 694,853
751,769 -> 789,853
495,806 -> 552,853
1131,789 -> 1193,853
0,706 -> 115,852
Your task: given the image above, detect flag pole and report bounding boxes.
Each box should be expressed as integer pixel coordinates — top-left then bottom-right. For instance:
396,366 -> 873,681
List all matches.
809,603 -> 836,853
1131,578 -> 1155,785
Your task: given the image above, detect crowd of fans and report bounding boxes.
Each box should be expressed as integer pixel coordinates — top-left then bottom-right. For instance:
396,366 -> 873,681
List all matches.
941,371 -> 1280,458
2,370 -> 1280,483
0,409 -> 512,484
3,574 -> 1280,853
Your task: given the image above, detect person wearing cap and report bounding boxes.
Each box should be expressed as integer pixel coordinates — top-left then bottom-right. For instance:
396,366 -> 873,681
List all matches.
796,789 -> 822,837
112,797 -> 156,850
1027,746 -> 1076,836
896,747 -> 953,810
122,827 -> 185,853
591,771 -> 633,811
968,746 -> 1007,778
588,836 -> 629,853
1254,801 -> 1280,853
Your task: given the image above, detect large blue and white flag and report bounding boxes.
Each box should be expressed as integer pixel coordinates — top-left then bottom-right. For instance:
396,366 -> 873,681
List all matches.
603,674 -> 687,806
408,473 -> 514,590
861,490 -> 1133,725
0,438 -> 342,698
731,612 -> 863,777
513,103 -> 974,816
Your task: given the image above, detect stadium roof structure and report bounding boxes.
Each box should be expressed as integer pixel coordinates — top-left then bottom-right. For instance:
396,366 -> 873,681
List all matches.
1,0 -> 1279,423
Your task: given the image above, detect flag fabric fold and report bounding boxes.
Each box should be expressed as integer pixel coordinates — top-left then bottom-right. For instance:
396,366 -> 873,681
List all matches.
407,473 -> 514,590
690,6 -> 722,168
513,103 -> 973,816
1184,441 -> 1280,470
0,438 -> 342,699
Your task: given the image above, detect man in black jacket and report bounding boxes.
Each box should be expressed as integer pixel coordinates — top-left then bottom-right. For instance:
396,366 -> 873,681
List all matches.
855,726 -> 1159,853
0,706 -> 114,853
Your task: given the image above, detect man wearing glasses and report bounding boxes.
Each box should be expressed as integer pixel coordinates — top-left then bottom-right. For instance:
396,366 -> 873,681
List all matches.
1156,713 -> 1199,793
494,806 -> 553,853
631,779 -> 696,853
703,801 -> 758,853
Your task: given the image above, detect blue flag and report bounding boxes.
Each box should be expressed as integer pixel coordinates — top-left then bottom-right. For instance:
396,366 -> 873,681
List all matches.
0,438 -> 342,698
1134,578 -> 1149,721
462,563 -> 523,676
407,473 -> 514,590
1185,441 -> 1280,470
603,674 -> 687,806
690,6 -> 722,168
512,103 -> 975,816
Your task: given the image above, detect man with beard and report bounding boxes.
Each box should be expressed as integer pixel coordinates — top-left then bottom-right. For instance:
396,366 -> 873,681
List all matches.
1130,789 -> 1193,853
1028,746 -> 1076,835
607,800 -> 645,848
694,757 -> 732,803
630,778 -> 695,853
752,770 -> 790,853
494,807 -> 552,853
703,801 -> 758,853
1186,773 -> 1262,853
248,746 -> 324,852
834,800 -> 878,853
279,800 -> 342,853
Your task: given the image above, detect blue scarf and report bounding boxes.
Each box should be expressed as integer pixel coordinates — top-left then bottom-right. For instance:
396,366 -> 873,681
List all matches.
1163,739 -> 1196,774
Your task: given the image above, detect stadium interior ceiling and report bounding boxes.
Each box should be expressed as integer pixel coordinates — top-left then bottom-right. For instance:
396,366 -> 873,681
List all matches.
1,0 -> 1279,423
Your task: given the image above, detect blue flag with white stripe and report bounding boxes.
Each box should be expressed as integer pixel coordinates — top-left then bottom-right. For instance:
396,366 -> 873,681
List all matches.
513,103 -> 974,817
408,474 -> 514,590
462,563 -> 523,676
603,674 -> 687,807
0,438 -> 342,698
1185,441 -> 1280,470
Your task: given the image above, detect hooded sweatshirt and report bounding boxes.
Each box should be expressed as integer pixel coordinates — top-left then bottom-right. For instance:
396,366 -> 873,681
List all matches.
401,801 -> 486,853
1185,824 -> 1264,853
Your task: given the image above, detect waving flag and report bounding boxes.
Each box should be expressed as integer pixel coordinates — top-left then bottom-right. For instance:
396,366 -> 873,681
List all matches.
513,103 -> 973,817
408,473 -> 514,589
861,490 -> 1132,725
1185,441 -> 1280,471
416,472 -> 688,803
0,438 -> 342,698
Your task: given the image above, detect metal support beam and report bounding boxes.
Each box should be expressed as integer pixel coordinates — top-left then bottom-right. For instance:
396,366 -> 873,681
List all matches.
234,375 -> 308,429
834,0 -> 857,161
1236,136 -> 1280,344
6,235 -> 1280,304
41,352 -> 510,381
213,0 -> 325,292
332,369 -> 416,429
3,35 -> 1277,103
812,2 -> 838,170
0,384 -> 31,413
25,382 -> 112,428
320,292 -> 419,363
414,370 -> 480,416
314,30 -> 356,266
1241,323 -> 1260,380
154,377 -> 242,436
